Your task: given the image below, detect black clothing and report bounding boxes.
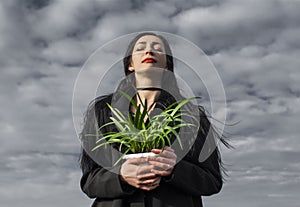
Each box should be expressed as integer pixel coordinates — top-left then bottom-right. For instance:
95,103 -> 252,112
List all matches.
80,91 -> 222,207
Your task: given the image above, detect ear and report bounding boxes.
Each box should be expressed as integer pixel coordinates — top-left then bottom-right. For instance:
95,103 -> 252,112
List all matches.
128,65 -> 134,71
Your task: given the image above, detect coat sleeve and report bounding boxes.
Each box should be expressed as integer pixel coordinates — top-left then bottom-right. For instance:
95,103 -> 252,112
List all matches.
163,110 -> 223,196
80,159 -> 136,199
79,95 -> 136,199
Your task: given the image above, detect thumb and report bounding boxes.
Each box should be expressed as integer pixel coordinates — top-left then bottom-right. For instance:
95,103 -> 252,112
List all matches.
151,149 -> 162,154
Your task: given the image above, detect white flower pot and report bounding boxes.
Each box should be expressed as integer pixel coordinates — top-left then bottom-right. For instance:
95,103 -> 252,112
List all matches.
122,152 -> 157,159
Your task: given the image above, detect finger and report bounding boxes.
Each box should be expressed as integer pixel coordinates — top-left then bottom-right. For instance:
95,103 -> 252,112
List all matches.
136,163 -> 156,175
138,177 -> 160,185
149,160 -> 174,171
151,169 -> 172,177
147,156 -> 176,166
139,183 -> 160,191
151,149 -> 177,159
164,146 -> 174,152
151,149 -> 162,154
147,155 -> 177,166
139,177 -> 161,189
136,172 -> 157,180
126,157 -> 148,164
162,150 -> 177,159
152,146 -> 174,152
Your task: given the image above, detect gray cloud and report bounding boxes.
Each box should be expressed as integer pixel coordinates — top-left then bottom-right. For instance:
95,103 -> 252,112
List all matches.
1,0 -> 300,206
175,0 -> 300,53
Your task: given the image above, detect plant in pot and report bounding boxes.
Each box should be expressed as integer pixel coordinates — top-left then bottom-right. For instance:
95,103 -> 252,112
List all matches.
87,90 -> 199,166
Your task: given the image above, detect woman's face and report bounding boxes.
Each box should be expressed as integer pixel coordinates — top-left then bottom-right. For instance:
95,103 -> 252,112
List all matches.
129,35 -> 167,72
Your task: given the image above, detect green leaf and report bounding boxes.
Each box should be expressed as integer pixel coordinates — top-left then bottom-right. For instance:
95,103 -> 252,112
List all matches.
107,104 -> 127,123
110,117 -> 125,131
113,148 -> 131,166
164,125 -> 183,149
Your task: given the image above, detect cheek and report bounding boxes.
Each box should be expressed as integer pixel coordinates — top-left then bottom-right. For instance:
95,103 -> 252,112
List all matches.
132,52 -> 143,61
131,55 -> 139,66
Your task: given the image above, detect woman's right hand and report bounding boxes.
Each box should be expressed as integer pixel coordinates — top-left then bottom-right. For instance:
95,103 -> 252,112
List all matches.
120,157 -> 161,191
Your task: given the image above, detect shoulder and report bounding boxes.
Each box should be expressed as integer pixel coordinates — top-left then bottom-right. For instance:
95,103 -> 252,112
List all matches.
156,90 -> 178,107
87,94 -> 113,111
83,94 -> 113,121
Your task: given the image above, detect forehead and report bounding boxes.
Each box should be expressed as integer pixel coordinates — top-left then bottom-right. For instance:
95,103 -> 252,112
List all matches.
135,35 -> 164,46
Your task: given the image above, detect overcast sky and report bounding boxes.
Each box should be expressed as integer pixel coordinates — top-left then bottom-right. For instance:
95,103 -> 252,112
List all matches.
1,0 -> 300,206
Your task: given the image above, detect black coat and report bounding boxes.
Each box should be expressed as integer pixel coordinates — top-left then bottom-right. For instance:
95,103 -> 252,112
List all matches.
80,91 -> 223,207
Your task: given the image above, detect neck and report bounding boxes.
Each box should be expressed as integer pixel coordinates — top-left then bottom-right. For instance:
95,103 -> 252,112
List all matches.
135,76 -> 162,89
134,67 -> 163,90
133,68 -> 164,111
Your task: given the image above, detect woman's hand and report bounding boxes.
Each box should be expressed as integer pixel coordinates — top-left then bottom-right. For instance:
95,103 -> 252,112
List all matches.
148,146 -> 177,177
120,157 -> 161,191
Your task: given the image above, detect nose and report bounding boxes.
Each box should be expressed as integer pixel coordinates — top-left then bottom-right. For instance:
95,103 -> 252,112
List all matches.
145,45 -> 154,55
145,51 -> 154,56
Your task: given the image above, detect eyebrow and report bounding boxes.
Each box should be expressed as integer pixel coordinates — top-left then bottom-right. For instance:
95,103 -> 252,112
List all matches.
136,41 -> 161,45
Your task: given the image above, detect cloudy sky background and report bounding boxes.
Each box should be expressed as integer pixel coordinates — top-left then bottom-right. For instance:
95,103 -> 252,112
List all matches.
1,0 -> 300,206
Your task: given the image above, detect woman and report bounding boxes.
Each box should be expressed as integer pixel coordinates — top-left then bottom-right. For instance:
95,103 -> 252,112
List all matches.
80,32 -> 225,207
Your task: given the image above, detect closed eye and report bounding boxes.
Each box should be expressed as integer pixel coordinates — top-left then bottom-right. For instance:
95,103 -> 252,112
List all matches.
136,48 -> 145,51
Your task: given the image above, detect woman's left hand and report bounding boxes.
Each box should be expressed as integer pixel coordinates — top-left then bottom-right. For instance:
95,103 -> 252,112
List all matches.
148,146 -> 177,177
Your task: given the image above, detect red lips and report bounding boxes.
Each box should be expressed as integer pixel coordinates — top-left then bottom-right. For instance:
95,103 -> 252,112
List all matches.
142,58 -> 156,63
